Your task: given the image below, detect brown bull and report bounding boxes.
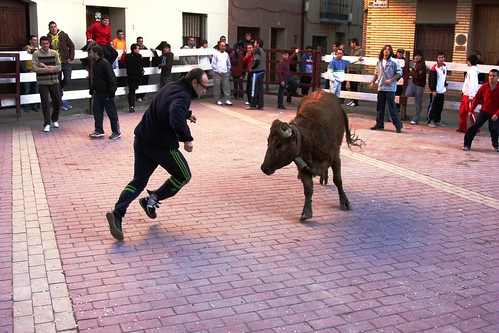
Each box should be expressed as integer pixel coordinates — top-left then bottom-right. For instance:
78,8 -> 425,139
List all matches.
261,90 -> 364,220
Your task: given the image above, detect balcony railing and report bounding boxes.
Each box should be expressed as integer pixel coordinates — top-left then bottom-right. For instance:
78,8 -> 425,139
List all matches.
320,0 -> 350,23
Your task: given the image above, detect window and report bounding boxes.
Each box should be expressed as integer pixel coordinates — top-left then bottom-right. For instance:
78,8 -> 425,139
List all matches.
182,13 -> 207,47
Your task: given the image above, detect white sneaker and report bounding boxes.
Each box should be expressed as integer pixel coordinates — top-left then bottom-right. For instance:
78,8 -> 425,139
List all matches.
245,102 -> 250,105
225,100 -> 233,105
216,100 -> 223,105
347,101 -> 353,106
410,120 -> 417,125
52,121 -> 59,128
43,125 -> 50,132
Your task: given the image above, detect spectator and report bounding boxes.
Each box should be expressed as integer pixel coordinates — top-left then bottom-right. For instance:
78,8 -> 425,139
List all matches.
395,48 -> 406,113
247,38 -> 266,110
31,36 -> 62,133
198,39 -> 211,66
299,46 -> 313,95
406,50 -> 427,125
86,14 -> 118,65
463,69 -> 499,152
427,51 -> 448,127
236,32 -> 254,51
457,55 -> 480,132
20,35 -> 39,113
88,45 -> 120,140
211,41 -> 232,105
328,48 -> 362,100
242,43 -> 254,105
125,43 -> 144,113
136,36 -> 150,102
151,43 -> 174,88
105,68 -> 209,241
473,50 -> 486,84
369,45 -> 403,133
347,38 -> 365,107
277,49 -> 300,109
47,21 -> 75,111
112,29 -> 127,87
230,45 -> 244,100
182,36 -> 198,66
112,29 -> 126,68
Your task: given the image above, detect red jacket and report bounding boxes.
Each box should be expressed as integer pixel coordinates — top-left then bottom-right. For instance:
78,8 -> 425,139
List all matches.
277,52 -> 297,82
242,52 -> 253,74
470,82 -> 499,118
86,22 -> 111,46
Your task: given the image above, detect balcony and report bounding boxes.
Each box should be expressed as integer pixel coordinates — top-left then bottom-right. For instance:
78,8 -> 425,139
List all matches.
320,0 -> 350,24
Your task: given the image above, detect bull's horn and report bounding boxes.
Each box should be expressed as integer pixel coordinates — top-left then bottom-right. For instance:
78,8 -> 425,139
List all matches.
278,122 -> 293,138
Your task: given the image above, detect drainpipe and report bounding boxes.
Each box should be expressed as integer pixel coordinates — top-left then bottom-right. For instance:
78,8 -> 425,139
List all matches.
301,0 -> 308,49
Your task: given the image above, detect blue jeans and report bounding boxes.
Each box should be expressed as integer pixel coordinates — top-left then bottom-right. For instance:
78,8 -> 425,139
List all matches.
464,110 -> 499,148
92,92 -> 120,134
278,75 -> 298,106
375,91 -> 402,130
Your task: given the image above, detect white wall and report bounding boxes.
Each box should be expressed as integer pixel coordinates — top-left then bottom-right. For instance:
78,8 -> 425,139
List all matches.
29,0 -> 228,50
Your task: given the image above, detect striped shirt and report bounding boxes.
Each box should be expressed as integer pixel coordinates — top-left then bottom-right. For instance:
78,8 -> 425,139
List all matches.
31,48 -> 61,85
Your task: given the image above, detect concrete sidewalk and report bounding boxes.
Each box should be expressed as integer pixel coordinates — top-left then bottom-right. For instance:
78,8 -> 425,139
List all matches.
0,93 -> 497,333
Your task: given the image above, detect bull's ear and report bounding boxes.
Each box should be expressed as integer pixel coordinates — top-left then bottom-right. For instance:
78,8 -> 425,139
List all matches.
278,122 -> 293,138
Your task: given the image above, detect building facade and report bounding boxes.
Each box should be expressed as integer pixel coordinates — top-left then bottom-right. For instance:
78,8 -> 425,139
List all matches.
0,0 -> 229,52
363,0 -> 499,67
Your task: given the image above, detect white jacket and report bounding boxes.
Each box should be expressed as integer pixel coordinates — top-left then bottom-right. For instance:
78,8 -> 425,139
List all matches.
462,65 -> 480,98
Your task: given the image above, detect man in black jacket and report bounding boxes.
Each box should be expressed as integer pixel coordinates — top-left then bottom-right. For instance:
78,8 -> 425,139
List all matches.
125,43 -> 144,112
106,68 -> 209,241
88,45 -> 120,139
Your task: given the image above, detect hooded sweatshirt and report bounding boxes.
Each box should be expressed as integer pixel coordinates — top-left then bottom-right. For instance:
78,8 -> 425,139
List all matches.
462,65 -> 480,98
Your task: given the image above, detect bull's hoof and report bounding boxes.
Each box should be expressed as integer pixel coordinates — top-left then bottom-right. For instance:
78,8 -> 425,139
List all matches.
300,210 -> 313,221
340,200 -> 351,211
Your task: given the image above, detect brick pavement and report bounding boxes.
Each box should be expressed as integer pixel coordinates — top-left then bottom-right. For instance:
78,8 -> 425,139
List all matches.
0,95 -> 498,333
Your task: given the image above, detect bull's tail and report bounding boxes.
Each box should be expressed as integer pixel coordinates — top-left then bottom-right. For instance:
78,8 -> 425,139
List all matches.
342,108 -> 365,148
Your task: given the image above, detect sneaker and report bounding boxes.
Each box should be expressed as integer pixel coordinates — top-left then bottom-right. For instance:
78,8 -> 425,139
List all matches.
428,121 -> 436,128
89,131 -> 105,138
225,100 -> 233,106
277,105 -> 286,109
60,105 -> 69,111
129,106 -> 135,113
463,146 -> 470,151
216,100 -> 223,105
139,196 -> 160,219
495,147 -> 499,152
43,125 -> 50,132
396,127 -> 402,133
346,101 -> 353,106
246,106 -> 256,110
410,120 -> 417,125
136,98 -> 143,102
245,101 -> 250,105
106,211 -> 124,241
109,132 -> 121,140
52,121 -> 59,128
370,126 -> 384,130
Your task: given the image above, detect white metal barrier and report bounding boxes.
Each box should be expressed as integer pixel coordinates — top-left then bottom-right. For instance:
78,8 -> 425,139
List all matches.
0,48 -> 215,108
321,55 -> 497,110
